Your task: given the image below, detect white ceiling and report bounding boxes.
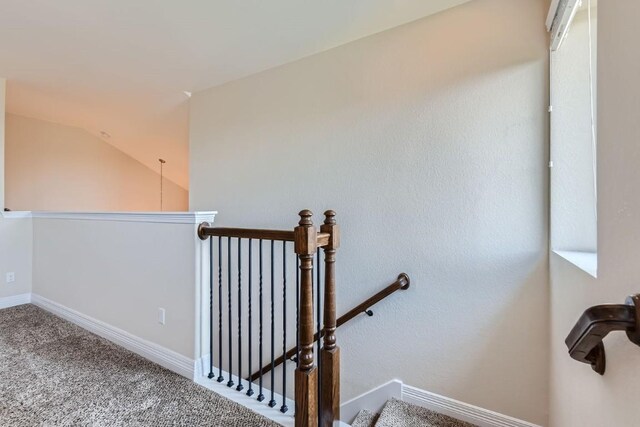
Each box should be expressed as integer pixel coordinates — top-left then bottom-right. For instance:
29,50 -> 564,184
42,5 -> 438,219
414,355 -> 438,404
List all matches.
0,0 -> 471,188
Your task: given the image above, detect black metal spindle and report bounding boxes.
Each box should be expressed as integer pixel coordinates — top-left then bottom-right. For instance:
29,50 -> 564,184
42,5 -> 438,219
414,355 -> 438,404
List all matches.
227,237 -> 234,388
269,240 -> 276,408
208,238 -> 214,379
317,248 -> 322,424
237,238 -> 244,392
247,239 -> 254,397
280,242 -> 288,413
317,249 -> 321,358
217,237 -> 224,383
257,240 -> 265,402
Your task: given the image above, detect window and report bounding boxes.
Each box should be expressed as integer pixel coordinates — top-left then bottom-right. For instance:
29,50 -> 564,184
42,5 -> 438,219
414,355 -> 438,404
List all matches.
548,0 -> 598,275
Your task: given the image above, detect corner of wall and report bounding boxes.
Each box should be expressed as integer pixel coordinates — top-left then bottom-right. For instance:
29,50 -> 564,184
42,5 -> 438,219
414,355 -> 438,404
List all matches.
1,77 -> 6,211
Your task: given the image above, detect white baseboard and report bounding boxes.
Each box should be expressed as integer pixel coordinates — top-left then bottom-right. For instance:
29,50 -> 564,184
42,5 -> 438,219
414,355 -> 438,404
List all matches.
402,385 -> 541,427
16,296 -> 542,427
341,380 -> 541,427
194,359 -> 295,427
0,293 -> 31,309
31,294 -> 195,379
19,294 -> 295,427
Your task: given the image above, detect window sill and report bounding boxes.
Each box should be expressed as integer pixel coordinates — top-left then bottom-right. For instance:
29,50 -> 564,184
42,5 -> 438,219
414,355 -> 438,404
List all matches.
553,250 -> 598,278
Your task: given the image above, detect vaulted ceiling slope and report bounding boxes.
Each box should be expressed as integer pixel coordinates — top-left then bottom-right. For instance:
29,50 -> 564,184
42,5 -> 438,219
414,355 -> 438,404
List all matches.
0,0 -> 471,189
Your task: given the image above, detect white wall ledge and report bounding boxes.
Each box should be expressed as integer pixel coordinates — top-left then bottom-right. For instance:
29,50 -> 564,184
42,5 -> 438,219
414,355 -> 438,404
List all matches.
1,211 -> 33,219
553,250 -> 598,278
4,211 -> 217,224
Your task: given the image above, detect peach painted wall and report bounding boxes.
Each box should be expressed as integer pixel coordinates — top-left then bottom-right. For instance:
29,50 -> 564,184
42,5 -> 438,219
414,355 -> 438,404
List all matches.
5,113 -> 188,212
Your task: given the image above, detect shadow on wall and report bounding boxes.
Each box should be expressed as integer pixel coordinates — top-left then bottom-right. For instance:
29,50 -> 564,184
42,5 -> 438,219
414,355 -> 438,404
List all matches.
449,253 -> 549,419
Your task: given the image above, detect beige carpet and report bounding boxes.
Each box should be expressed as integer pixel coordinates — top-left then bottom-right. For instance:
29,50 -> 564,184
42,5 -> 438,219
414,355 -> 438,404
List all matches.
0,304 -> 279,427
351,409 -> 379,427
352,399 -> 476,427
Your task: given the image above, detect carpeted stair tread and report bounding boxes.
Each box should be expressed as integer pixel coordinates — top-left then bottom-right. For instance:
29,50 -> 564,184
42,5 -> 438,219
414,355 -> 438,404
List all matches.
373,398 -> 477,427
351,409 -> 379,427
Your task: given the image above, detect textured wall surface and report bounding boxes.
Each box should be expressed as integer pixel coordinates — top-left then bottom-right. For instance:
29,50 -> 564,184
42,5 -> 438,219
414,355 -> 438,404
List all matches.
0,78 -> 33,300
550,2 -> 640,426
0,216 -> 32,299
190,0 -> 550,424
0,78 -> 4,209
32,218 -> 199,358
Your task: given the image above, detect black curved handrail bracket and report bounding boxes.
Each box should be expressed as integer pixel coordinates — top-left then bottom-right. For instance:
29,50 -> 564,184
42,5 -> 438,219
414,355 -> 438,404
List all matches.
565,294 -> 640,375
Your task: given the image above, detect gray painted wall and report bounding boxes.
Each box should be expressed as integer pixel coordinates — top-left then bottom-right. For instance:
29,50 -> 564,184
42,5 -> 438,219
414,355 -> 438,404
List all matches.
550,2 -> 640,426
189,0 -> 550,424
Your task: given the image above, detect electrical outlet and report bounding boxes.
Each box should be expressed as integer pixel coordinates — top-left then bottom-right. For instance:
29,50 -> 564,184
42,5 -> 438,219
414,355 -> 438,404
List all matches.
158,308 -> 166,325
6,272 -> 15,284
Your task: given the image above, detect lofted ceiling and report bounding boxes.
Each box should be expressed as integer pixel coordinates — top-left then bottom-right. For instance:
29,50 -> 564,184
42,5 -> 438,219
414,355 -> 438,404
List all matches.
0,0 -> 471,189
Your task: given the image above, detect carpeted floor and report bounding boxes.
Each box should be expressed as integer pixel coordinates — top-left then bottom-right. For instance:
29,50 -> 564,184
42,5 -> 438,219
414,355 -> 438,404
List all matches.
352,398 -> 476,427
0,304 -> 280,427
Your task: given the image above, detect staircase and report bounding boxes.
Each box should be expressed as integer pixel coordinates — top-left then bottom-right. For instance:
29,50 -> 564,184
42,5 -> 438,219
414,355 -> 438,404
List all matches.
198,210 -> 414,427
352,399 -> 476,427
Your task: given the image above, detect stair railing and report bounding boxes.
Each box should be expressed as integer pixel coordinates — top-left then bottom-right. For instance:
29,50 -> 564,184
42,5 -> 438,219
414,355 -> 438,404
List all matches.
566,294 -> 640,375
198,209 -> 340,427
248,273 -> 411,383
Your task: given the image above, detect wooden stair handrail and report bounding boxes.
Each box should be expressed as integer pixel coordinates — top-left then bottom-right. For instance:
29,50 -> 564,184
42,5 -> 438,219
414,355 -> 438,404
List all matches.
247,273 -> 410,382
565,294 -> 640,375
199,226 -> 295,241
198,224 -> 331,246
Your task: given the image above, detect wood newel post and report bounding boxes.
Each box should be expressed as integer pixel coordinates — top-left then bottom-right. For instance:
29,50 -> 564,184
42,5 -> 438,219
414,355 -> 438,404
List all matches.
294,209 -> 318,427
320,210 -> 340,427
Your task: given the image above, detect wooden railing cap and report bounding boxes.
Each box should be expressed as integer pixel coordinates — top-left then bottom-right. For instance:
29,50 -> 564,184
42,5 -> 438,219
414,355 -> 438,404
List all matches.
298,209 -> 313,226
323,210 -> 336,224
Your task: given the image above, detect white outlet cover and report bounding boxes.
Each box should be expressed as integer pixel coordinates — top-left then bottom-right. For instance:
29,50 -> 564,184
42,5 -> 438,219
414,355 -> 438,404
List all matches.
158,308 -> 166,325
6,272 -> 15,284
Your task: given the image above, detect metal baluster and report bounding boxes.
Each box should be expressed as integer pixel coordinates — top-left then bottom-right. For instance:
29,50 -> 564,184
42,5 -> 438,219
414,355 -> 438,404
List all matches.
317,249 -> 322,358
257,240 -> 265,402
208,238 -> 214,379
317,248 -> 322,425
247,239 -> 254,397
237,238 -> 244,392
269,240 -> 276,408
227,237 -> 234,388
281,242 -> 288,413
218,237 -> 224,383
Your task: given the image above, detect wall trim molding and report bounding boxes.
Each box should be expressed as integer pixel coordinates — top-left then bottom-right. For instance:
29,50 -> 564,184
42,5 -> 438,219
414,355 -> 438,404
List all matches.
341,380 -> 541,427
194,354 -> 296,427
27,211 -> 217,224
31,294 -> 196,379
5,294 -> 542,427
1,211 -> 33,219
0,293 -> 31,309
401,385 -> 541,427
